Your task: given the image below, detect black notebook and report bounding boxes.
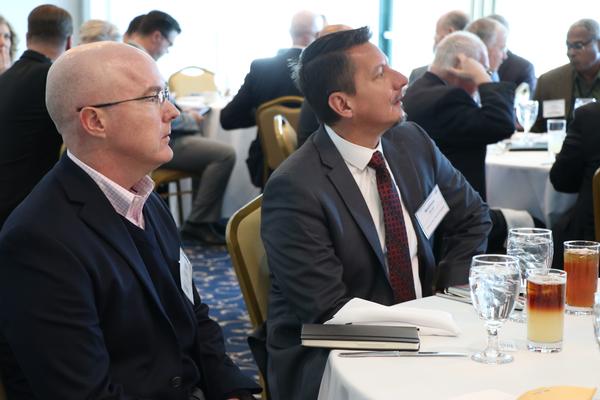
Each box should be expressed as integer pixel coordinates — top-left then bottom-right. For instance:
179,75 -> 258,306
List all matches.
301,324 -> 420,351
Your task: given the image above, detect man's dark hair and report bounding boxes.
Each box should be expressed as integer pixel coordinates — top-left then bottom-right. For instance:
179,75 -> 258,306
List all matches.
126,14 -> 146,36
294,26 -> 371,125
27,4 -> 73,46
138,10 -> 181,37
445,10 -> 470,31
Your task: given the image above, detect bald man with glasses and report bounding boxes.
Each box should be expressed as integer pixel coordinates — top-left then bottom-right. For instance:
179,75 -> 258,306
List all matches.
532,18 -> 600,132
0,42 -> 259,400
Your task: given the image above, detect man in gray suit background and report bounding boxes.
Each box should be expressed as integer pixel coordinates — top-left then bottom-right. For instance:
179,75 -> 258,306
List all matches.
261,27 -> 490,400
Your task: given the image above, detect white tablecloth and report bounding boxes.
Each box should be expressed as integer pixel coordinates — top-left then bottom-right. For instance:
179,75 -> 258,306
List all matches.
485,148 -> 577,228
318,295 -> 600,399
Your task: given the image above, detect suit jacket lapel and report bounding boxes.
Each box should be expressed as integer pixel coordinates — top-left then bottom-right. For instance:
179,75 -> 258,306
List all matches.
313,128 -> 386,268
56,157 -> 170,319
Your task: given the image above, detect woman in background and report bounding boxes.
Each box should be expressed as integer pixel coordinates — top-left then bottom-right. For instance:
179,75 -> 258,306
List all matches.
0,15 -> 17,75
78,19 -> 121,44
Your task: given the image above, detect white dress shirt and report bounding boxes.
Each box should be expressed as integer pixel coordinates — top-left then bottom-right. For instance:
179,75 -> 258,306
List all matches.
67,151 -> 154,229
325,125 -> 422,298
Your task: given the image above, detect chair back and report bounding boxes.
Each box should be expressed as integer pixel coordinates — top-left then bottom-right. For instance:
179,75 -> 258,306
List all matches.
273,114 -> 298,158
226,195 -> 269,328
593,167 -> 600,242
168,66 -> 218,97
151,168 -> 194,226
256,96 -> 303,174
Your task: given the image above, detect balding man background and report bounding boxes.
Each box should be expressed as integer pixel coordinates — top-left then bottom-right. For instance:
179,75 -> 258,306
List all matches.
408,10 -> 470,85
0,4 -> 72,229
220,10 -> 325,188
0,42 -> 259,399
466,17 -> 509,78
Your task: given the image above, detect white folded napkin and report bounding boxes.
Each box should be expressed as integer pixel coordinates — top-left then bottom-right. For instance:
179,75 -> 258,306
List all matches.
325,297 -> 461,336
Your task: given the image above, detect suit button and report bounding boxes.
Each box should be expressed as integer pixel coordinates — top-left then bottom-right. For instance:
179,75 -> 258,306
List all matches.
170,376 -> 182,388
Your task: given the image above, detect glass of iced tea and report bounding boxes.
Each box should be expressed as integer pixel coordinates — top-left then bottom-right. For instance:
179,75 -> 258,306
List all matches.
564,241 -> 600,315
527,268 -> 566,353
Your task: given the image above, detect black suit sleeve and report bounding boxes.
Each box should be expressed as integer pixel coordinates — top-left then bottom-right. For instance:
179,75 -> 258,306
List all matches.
191,287 -> 260,399
220,62 -> 260,130
434,82 -> 516,146
550,108 -> 587,193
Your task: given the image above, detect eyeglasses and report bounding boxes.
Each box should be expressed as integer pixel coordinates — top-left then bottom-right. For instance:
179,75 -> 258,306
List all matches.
76,87 -> 170,112
566,38 -> 595,50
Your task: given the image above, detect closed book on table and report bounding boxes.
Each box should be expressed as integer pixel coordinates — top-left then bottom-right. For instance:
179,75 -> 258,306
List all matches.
301,324 -> 420,350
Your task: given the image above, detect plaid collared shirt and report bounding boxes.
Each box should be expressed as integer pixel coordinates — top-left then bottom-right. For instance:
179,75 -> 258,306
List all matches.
67,151 -> 154,229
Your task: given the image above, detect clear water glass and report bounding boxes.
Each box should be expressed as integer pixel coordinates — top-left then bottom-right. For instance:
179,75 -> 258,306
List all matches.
516,100 -> 539,145
469,254 -> 521,364
506,228 -> 553,323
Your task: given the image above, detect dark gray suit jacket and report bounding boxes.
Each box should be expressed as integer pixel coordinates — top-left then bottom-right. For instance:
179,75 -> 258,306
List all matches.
261,123 -> 491,400
498,50 -> 537,93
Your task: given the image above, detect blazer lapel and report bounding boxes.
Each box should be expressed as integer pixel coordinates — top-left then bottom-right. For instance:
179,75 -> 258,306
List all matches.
56,157 -> 170,319
313,128 -> 386,268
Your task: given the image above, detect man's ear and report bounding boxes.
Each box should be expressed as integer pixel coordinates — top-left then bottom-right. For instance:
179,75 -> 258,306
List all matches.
328,92 -> 353,120
151,30 -> 163,44
65,36 -> 72,51
79,108 -> 108,139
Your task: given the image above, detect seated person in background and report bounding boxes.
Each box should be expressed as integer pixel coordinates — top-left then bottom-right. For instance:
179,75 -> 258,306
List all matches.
128,11 -> 236,244
0,15 -> 17,75
0,41 -> 259,399
532,19 -> 600,132
123,13 -> 145,43
78,19 -> 121,44
466,17 -> 508,81
550,102 -> 600,267
403,31 -> 515,200
487,14 -> 537,92
220,10 -> 325,188
0,5 -> 72,229
408,10 -> 470,85
261,27 -> 490,400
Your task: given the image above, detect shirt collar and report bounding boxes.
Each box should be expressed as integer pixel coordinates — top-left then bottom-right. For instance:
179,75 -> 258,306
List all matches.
67,151 -> 154,227
324,124 -> 384,171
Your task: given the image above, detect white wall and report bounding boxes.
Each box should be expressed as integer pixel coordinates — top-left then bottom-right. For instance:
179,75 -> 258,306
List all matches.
2,0 -> 82,59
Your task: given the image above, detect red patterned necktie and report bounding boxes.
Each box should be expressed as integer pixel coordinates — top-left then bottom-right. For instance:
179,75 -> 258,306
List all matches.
368,151 -> 416,303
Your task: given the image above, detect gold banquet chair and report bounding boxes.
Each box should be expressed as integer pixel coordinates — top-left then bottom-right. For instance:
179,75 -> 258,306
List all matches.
225,195 -> 270,397
151,168 -> 194,226
168,66 -> 218,97
593,167 -> 600,242
273,114 -> 298,159
255,96 -> 303,185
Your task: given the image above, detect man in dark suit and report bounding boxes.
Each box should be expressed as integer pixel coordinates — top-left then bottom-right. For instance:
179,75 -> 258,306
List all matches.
220,10 -> 324,188
403,31 -> 515,200
0,5 -> 72,229
261,27 -> 490,400
550,102 -> 600,266
0,42 -> 259,399
532,19 -> 600,132
487,14 -> 536,92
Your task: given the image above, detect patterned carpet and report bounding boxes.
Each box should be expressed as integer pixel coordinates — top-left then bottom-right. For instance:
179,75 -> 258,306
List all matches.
182,241 -> 259,380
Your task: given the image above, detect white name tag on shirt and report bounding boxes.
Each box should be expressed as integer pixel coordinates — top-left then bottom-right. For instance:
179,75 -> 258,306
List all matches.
415,185 -> 449,239
543,99 -> 566,118
179,248 -> 194,304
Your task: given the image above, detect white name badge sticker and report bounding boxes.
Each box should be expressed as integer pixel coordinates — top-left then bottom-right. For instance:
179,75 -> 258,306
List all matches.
179,248 -> 194,304
415,185 -> 449,240
543,99 -> 566,118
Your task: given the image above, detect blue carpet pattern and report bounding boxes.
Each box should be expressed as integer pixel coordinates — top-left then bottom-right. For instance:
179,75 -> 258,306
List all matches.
182,242 -> 259,380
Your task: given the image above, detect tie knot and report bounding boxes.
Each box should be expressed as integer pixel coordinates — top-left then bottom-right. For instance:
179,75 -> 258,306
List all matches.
368,151 -> 386,171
